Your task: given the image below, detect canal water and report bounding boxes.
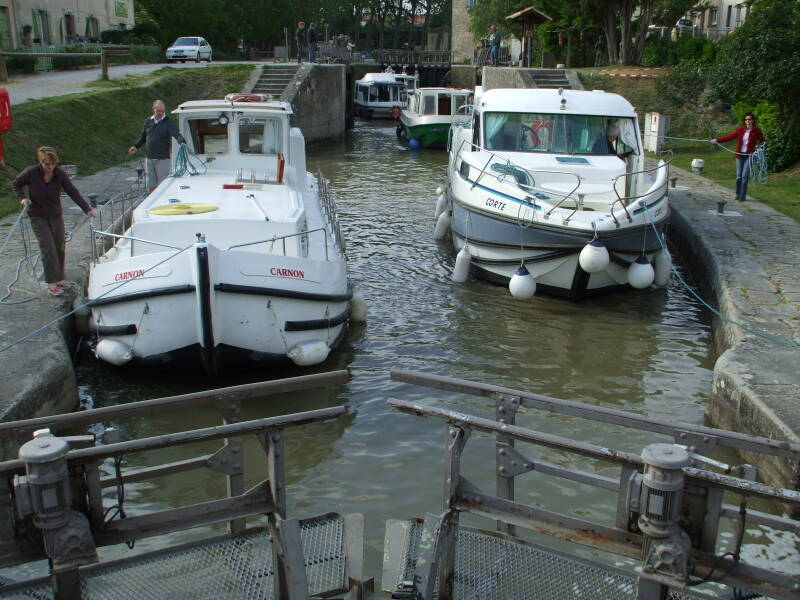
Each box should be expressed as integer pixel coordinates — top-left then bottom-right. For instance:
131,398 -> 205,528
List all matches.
71,121 -> 793,588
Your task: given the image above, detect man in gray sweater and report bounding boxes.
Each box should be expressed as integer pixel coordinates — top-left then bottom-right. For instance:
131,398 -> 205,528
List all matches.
128,99 -> 187,193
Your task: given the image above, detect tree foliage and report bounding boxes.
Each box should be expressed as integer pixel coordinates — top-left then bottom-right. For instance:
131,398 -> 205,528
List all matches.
707,0 -> 800,170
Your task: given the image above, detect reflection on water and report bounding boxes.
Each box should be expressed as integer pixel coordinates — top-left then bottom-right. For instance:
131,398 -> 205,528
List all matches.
68,121 -> 796,585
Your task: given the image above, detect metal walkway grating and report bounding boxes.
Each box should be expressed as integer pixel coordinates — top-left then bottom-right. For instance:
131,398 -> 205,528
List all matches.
0,514 -> 349,600
383,519 -> 719,600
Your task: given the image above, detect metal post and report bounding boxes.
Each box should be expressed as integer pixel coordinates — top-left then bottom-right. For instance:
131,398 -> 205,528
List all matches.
0,53 -> 7,83
215,397 -> 245,534
494,393 -> 519,535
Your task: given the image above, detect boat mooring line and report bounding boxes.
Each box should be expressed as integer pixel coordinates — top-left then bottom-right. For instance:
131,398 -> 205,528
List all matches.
0,243 -> 194,355
642,204 -> 799,350
643,135 -> 768,184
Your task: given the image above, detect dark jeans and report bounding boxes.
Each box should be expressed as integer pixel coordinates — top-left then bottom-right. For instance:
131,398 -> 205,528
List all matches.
30,215 -> 66,284
490,45 -> 499,66
296,42 -> 303,63
735,156 -> 752,200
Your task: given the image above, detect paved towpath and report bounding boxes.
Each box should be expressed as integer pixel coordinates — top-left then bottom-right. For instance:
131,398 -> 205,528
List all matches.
4,60 -> 255,105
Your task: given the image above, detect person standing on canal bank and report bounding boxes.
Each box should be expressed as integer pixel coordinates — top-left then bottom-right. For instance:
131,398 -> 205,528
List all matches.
489,24 -> 501,66
11,146 -> 96,296
295,21 -> 306,64
713,112 -> 765,202
128,99 -> 186,194
308,22 -> 318,63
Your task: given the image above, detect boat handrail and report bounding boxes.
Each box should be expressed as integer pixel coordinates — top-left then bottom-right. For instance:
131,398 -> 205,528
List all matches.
92,230 -> 183,251
608,159 -> 672,225
227,226 -> 330,260
455,138 -> 582,213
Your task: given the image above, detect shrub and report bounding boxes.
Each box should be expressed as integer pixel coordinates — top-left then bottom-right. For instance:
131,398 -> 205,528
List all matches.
642,35 -> 717,67
129,45 -> 162,63
5,55 -> 37,74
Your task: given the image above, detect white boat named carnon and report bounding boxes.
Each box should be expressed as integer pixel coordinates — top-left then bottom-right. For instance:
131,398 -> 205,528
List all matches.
87,94 -> 359,376
443,87 -> 672,300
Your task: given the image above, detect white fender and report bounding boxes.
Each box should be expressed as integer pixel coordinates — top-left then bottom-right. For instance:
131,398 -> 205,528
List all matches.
433,210 -> 450,240
578,241 -> 610,274
288,341 -> 330,366
434,194 -> 448,219
628,256 -> 655,289
95,339 -> 133,366
451,247 -> 471,283
509,265 -> 536,299
350,288 -> 368,323
654,249 -> 672,287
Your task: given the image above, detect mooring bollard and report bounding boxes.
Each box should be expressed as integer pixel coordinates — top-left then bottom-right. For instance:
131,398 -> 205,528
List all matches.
716,199 -> 727,214
691,158 -> 705,175
87,193 -> 98,209
670,176 -> 678,188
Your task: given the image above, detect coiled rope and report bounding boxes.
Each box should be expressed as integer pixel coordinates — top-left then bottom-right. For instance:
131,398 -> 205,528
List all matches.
0,205 -> 42,305
641,202 -> 799,350
172,144 -> 207,177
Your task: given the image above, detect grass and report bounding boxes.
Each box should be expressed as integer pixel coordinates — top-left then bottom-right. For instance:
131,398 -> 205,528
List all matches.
0,65 -> 254,220
577,68 -> 800,223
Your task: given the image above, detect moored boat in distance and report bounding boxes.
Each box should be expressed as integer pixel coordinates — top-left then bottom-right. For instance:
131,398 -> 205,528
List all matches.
353,72 -> 406,119
87,94 -> 356,377
443,86 -> 671,300
398,87 -> 474,149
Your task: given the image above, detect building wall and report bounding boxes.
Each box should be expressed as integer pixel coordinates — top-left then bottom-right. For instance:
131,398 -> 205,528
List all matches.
6,0 -> 134,48
696,0 -> 750,38
451,0 -> 473,64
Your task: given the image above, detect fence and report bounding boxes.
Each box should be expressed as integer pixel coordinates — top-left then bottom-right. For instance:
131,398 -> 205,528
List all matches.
0,44 -> 157,82
0,371 -> 373,599
383,369 -> 800,600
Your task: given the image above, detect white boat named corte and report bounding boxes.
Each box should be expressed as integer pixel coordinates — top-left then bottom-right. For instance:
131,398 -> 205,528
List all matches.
88,94 -> 358,377
444,86 -> 671,300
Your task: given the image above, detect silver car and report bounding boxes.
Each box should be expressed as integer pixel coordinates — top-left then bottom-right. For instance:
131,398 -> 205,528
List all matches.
166,36 -> 212,63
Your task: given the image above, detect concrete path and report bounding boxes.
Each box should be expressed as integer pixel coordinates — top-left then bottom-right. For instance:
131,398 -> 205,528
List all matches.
4,61 -> 256,105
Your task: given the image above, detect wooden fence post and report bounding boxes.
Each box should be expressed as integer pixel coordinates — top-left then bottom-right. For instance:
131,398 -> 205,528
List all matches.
100,48 -> 108,80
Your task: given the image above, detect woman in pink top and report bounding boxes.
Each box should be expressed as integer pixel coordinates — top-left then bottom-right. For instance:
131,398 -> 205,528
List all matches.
714,112 -> 766,202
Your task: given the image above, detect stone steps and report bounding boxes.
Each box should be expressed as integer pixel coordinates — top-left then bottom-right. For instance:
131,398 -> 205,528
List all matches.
529,69 -> 572,89
251,65 -> 300,97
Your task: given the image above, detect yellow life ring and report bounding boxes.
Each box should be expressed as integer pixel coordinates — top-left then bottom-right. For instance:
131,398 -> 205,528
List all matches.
148,202 -> 218,216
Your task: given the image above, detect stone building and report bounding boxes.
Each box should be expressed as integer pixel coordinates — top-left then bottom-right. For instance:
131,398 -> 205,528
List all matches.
0,0 -> 135,49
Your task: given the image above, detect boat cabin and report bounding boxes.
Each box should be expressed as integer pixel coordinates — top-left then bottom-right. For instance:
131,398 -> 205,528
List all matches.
472,88 -> 641,164
170,97 -> 305,187
354,72 -> 407,118
406,88 -> 473,119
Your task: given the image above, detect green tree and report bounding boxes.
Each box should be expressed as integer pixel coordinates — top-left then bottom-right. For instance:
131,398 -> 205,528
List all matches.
708,0 -> 800,170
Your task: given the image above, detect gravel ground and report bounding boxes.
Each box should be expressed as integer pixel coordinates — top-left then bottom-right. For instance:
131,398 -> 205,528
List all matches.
4,61 -> 257,105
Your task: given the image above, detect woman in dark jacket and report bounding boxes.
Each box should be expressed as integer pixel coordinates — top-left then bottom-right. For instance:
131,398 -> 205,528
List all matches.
12,146 -> 96,296
714,112 -> 766,201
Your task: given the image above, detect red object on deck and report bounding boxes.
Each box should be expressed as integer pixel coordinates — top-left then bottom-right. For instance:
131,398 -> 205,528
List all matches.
223,184 -> 244,189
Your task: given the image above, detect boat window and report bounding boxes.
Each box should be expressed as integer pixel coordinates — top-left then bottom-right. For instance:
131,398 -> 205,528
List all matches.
453,95 -> 468,115
484,112 -> 637,155
187,118 -> 229,155
423,95 -> 436,115
472,113 -> 481,150
438,94 -> 451,116
238,117 -> 281,155
411,94 -> 419,113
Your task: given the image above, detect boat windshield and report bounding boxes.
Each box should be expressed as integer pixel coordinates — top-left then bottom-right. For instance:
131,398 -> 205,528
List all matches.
187,117 -> 229,154
483,112 -> 637,156
238,117 -> 282,155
